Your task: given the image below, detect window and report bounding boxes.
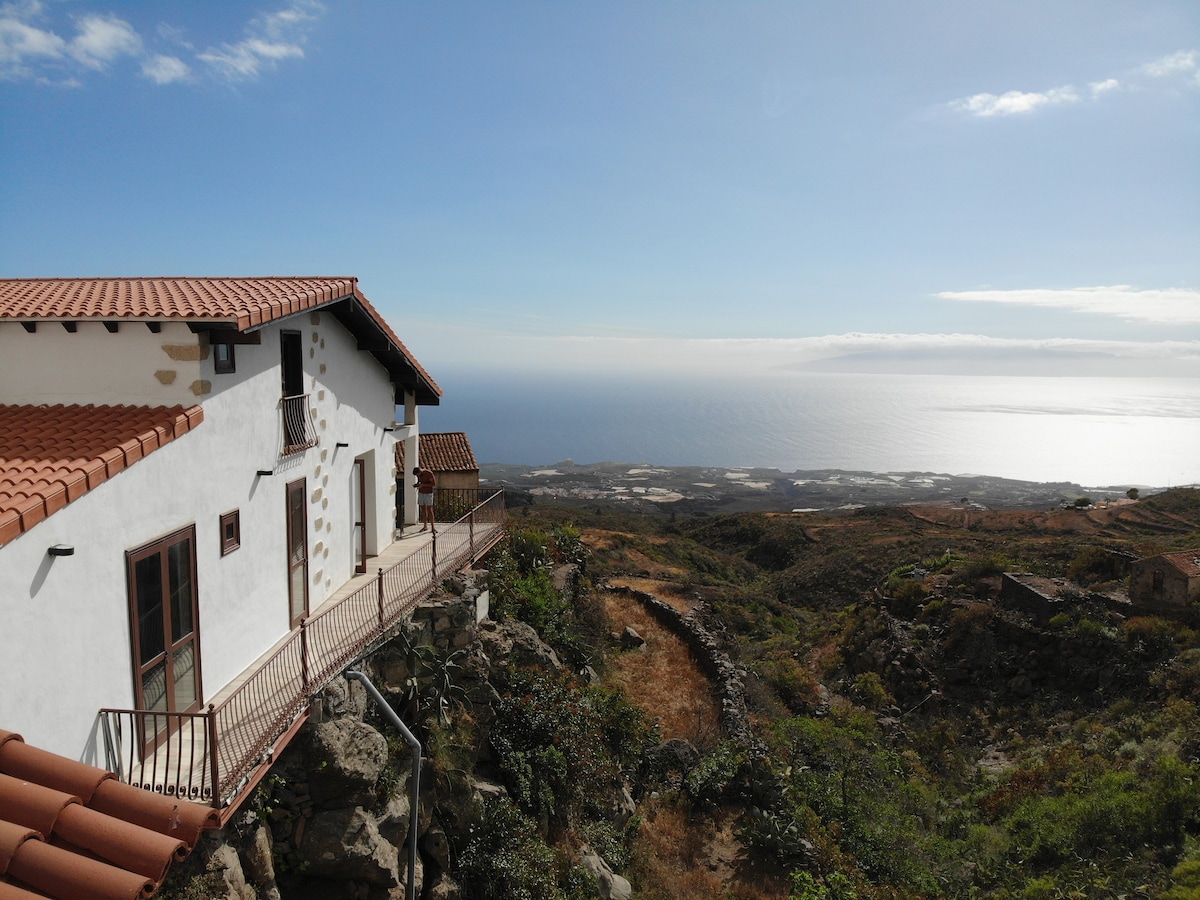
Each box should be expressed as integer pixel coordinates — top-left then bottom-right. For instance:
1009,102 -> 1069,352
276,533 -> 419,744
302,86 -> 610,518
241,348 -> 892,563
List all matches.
213,341 -> 236,374
220,510 -> 240,555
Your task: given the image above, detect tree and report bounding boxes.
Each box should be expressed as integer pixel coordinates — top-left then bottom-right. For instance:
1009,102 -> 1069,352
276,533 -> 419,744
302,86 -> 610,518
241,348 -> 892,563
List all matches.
1127,487 -> 1139,500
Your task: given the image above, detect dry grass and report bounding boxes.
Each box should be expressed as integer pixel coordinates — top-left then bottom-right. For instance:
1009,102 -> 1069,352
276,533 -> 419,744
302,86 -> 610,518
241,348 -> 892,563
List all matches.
600,588 -> 721,744
629,797 -> 790,900
582,527 -> 787,897
607,575 -> 698,614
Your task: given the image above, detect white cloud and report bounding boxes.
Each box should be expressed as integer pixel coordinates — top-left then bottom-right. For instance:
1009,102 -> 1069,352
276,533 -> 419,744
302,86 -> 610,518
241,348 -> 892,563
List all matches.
0,12 -> 65,79
199,1 -> 321,82
142,53 -> 189,85
1141,50 -> 1197,78
950,49 -> 1198,118
67,13 -> 140,70
937,286 -> 1200,325
0,1 -> 322,84
951,86 -> 1079,117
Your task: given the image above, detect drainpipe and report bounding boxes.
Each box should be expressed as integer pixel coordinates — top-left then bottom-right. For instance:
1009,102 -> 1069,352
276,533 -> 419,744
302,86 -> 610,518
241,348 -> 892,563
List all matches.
345,670 -> 421,900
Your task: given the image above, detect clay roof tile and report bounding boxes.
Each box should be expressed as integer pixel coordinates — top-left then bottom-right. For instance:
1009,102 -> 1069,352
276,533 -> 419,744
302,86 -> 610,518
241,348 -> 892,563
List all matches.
412,432 -> 480,473
0,731 -> 215,898
0,404 -> 204,547
0,277 -> 441,401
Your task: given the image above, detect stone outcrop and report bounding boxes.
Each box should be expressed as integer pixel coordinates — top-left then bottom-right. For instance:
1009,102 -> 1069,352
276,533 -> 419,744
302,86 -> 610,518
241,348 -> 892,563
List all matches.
581,846 -> 633,900
166,575 -> 640,899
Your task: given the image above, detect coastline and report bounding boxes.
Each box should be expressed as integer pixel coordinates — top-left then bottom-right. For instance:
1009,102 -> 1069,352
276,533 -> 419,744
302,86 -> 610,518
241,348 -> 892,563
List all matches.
479,460 -> 1160,514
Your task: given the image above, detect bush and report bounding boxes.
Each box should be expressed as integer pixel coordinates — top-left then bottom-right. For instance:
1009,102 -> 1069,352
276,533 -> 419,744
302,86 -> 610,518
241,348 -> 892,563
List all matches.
457,795 -> 567,900
490,670 -> 651,830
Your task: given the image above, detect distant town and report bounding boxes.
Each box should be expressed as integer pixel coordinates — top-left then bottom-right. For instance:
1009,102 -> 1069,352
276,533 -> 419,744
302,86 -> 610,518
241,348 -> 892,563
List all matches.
479,460 -> 1149,515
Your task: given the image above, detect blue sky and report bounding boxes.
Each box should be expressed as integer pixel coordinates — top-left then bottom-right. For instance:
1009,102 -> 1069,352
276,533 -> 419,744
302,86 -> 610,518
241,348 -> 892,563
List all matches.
2,0 -> 1198,379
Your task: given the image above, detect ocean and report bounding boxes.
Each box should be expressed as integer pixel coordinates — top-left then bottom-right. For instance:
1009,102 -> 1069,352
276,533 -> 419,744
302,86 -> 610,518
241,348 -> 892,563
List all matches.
418,371 -> 1200,489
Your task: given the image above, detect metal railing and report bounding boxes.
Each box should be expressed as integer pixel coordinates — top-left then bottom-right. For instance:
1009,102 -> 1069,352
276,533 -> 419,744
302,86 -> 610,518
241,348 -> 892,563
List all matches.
281,393 -> 316,454
100,490 -> 506,810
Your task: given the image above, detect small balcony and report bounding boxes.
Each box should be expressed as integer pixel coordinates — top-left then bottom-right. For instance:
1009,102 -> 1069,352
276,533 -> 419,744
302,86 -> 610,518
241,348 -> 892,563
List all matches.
281,393 -> 317,454
99,490 -> 506,820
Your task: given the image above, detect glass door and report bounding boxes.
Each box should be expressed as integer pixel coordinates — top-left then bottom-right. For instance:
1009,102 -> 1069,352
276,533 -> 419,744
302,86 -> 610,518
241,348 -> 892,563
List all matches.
287,478 -> 309,627
352,458 -> 366,574
127,527 -> 202,720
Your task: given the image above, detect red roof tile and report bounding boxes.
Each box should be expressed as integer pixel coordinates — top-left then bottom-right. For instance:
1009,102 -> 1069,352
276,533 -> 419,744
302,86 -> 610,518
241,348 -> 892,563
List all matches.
0,405 -> 204,547
0,729 -> 218,899
0,277 -> 354,328
1159,550 -> 1200,578
0,277 -> 441,401
401,432 -> 479,474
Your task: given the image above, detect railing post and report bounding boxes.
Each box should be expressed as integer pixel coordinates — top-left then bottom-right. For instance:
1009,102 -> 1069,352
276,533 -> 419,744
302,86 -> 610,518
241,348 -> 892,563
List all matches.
469,508 -> 476,560
377,567 -> 385,627
300,616 -> 310,695
431,531 -> 438,586
206,704 -> 220,809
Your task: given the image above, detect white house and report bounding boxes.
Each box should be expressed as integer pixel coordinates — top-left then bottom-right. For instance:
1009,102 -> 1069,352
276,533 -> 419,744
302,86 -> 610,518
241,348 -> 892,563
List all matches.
0,277 -> 445,771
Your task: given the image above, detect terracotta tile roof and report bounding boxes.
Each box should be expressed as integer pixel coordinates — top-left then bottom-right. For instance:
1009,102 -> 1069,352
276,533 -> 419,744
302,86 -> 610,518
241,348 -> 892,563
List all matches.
1159,550 -> 1200,578
0,728 -> 219,899
0,404 -> 204,547
0,277 -> 441,401
0,276 -> 354,329
398,432 -> 479,473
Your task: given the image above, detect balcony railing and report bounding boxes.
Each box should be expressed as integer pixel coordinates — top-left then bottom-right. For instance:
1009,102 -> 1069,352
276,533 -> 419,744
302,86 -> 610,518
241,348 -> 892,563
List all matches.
281,393 -> 316,454
99,490 -> 506,813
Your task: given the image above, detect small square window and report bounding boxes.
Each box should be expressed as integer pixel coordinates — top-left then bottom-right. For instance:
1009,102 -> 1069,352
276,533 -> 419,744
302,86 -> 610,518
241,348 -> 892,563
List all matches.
220,510 -> 240,555
214,342 -> 236,374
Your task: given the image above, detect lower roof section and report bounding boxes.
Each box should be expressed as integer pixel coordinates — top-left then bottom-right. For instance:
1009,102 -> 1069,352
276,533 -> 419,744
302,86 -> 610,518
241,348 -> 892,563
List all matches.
0,404 -> 204,547
0,729 -> 219,899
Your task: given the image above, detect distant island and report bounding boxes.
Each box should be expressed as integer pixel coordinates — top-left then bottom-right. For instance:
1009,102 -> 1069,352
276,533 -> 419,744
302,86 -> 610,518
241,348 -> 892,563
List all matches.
480,460 -> 1155,515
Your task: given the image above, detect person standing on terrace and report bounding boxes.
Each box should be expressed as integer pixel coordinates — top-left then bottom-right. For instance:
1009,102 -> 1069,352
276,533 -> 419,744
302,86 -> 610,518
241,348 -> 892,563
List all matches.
414,466 -> 436,532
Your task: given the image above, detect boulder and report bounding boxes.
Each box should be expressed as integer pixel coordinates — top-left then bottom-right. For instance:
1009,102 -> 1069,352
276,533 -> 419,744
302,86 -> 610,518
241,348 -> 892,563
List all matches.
310,675 -> 368,724
237,823 -> 280,899
306,718 -> 389,806
300,806 -> 400,886
477,618 -> 562,676
580,847 -> 633,900
619,626 -> 645,650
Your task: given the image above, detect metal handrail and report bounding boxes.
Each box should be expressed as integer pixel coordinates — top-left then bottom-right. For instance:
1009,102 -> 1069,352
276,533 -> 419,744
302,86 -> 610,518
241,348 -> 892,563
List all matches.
99,490 -> 506,809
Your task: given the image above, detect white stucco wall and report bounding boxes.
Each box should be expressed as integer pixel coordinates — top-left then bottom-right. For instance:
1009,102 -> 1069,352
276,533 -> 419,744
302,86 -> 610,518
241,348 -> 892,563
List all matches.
0,309 -> 404,761
0,321 -> 208,406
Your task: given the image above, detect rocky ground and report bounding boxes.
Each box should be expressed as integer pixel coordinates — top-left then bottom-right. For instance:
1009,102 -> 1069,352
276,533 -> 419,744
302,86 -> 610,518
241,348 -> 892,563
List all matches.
481,460 -> 1155,515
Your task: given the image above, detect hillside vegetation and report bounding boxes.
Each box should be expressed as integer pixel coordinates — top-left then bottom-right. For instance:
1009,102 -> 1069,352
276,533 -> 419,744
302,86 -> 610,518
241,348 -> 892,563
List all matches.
487,489 -> 1200,899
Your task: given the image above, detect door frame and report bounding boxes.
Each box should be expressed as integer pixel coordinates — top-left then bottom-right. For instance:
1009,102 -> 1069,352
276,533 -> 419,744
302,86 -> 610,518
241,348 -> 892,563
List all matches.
286,478 -> 309,628
126,525 -> 203,741
352,457 -> 367,574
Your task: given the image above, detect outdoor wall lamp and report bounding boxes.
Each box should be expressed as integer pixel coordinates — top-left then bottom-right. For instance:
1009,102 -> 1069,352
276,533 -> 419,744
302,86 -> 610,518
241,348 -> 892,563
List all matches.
256,469 -> 274,477
383,426 -> 396,432
335,442 -> 349,448
48,544 -> 75,557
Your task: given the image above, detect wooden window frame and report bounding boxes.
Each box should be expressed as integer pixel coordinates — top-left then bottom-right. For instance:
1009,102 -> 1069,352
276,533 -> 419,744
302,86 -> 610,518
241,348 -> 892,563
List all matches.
220,509 -> 241,556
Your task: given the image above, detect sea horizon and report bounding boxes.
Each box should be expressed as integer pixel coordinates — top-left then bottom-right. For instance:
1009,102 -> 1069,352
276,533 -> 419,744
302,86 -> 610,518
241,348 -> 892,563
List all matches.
419,370 -> 1200,490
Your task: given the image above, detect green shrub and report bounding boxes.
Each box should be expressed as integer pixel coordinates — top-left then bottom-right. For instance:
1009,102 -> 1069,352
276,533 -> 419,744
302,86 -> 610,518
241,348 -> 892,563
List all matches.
490,670 -> 651,830
457,795 -> 567,900
683,741 -> 746,808
852,671 -> 892,710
